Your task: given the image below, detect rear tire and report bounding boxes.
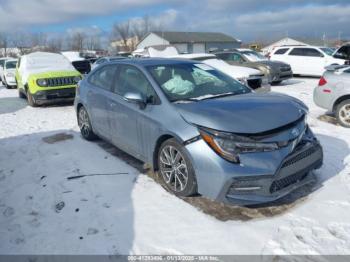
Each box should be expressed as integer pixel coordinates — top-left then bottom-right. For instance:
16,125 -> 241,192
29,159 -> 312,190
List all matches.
158,138 -> 197,197
78,106 -> 97,140
336,99 -> 350,128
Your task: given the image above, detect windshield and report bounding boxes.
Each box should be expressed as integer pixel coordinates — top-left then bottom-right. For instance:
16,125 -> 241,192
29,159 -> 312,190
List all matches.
241,51 -> 267,62
320,48 -> 335,56
5,61 -> 17,69
147,63 -> 251,102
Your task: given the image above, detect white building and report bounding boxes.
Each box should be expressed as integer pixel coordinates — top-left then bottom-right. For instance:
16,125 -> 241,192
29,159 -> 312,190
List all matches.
136,31 -> 241,54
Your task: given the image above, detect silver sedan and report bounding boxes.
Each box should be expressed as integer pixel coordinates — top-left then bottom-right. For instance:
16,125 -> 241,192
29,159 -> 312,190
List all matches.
313,65 -> 350,127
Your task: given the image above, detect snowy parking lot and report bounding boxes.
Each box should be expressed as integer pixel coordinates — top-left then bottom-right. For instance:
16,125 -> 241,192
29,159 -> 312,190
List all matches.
1,78 -> 350,256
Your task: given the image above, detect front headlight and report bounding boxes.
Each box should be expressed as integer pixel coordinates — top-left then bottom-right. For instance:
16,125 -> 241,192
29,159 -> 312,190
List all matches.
199,128 -> 279,163
73,76 -> 81,83
36,79 -> 48,87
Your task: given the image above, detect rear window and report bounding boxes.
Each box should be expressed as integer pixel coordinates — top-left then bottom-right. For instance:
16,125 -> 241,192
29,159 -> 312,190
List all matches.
274,48 -> 289,55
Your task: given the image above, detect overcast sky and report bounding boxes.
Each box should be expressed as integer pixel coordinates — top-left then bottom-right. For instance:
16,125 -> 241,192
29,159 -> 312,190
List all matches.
0,0 -> 349,42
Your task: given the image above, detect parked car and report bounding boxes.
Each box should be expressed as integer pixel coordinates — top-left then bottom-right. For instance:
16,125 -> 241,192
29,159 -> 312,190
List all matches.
270,46 -> 345,76
16,52 -> 81,107
133,45 -> 269,92
91,56 -> 127,70
214,49 -> 293,84
333,43 -> 350,62
313,65 -> 350,127
2,59 -> 18,89
173,53 -> 270,93
75,58 -> 323,206
61,51 -> 91,74
0,57 -> 13,84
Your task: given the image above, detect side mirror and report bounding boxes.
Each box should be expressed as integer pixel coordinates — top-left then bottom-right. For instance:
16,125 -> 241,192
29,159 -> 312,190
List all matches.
124,92 -> 147,109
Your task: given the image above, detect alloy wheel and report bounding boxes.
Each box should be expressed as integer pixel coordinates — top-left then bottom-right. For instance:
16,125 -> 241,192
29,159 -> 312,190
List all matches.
78,107 -> 91,138
339,104 -> 350,126
159,145 -> 189,192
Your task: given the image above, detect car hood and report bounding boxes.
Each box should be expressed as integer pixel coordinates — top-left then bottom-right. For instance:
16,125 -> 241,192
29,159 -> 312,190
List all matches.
203,59 -> 262,78
256,60 -> 290,69
175,92 -> 307,134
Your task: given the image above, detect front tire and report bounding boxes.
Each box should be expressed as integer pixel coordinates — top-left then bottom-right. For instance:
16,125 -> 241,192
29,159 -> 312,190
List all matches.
336,99 -> 350,128
158,138 -> 197,197
27,91 -> 37,107
78,106 -> 97,140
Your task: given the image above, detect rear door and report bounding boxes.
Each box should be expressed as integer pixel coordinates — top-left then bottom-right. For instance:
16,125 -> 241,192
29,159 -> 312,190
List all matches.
287,48 -> 325,75
86,64 -> 117,139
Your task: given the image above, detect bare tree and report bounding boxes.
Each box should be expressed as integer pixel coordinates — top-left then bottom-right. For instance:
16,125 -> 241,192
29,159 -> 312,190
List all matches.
0,33 -> 9,57
69,32 -> 86,51
113,20 -> 131,47
132,15 -> 151,40
47,36 -> 63,52
30,32 -> 47,48
11,32 -> 31,55
86,35 -> 101,50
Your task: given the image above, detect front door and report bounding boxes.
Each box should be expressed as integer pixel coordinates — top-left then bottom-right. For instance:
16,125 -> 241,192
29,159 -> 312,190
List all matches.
108,64 -> 160,160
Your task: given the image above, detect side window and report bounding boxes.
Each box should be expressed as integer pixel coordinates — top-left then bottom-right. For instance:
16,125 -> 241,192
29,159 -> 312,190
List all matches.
344,68 -> 350,73
114,65 -> 157,100
289,48 -> 305,56
88,65 -> 117,91
304,48 -> 323,57
230,53 -> 244,62
274,48 -> 289,55
216,53 -> 230,60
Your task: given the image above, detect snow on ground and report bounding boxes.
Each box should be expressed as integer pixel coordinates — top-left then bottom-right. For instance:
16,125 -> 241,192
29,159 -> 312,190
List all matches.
0,78 -> 350,256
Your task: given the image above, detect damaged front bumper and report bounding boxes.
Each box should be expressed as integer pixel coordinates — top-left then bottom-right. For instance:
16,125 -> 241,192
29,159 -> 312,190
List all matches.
221,140 -> 322,205
185,123 -> 323,206
32,88 -> 76,105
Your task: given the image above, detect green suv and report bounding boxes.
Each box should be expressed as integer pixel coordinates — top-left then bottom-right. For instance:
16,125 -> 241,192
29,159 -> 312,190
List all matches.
16,52 -> 81,107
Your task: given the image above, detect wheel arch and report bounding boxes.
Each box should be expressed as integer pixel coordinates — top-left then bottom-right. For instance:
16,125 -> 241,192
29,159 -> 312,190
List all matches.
333,95 -> 350,112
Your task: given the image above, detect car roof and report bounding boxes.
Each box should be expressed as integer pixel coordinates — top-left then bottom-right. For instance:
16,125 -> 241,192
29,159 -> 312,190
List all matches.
106,58 -> 199,67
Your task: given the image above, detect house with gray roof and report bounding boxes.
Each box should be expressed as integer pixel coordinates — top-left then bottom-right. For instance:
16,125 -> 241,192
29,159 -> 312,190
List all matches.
136,31 -> 241,54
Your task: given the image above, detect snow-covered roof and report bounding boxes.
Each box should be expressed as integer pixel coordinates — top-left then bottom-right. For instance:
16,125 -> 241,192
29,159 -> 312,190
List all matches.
19,52 -> 76,84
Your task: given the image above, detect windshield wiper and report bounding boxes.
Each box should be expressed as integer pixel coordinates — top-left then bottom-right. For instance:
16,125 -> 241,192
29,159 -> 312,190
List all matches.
193,92 -> 237,101
172,98 -> 199,103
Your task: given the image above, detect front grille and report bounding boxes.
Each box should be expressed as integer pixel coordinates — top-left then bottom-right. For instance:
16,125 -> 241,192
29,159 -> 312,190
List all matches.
281,145 -> 319,168
270,172 -> 308,193
280,66 -> 291,72
247,79 -> 262,90
47,77 -> 75,87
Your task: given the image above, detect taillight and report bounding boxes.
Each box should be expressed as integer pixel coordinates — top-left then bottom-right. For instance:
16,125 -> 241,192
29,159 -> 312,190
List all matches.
318,76 -> 327,86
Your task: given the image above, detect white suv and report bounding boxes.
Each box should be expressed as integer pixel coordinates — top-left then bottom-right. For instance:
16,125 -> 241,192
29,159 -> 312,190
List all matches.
270,46 -> 345,76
